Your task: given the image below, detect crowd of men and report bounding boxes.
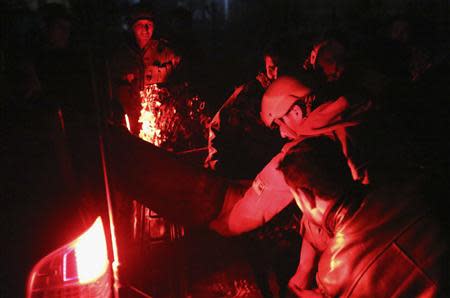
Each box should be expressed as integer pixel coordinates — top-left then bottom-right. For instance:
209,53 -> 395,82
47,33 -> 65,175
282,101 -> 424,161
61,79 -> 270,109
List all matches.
3,2 -> 449,297
107,3 -> 448,298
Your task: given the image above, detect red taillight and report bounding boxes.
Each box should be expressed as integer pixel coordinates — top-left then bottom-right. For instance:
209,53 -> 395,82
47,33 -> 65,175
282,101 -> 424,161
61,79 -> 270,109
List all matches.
27,217 -> 111,298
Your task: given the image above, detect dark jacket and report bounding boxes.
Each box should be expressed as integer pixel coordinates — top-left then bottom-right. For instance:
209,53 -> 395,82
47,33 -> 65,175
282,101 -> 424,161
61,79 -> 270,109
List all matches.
312,176 -> 448,297
205,74 -> 284,180
109,34 -> 180,134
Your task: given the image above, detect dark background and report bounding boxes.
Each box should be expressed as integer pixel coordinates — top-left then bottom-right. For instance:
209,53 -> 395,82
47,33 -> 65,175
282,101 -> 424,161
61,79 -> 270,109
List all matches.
1,0 -> 449,110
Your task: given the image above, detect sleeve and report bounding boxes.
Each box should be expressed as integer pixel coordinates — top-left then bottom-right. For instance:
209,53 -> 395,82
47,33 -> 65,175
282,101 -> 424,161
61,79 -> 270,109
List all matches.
204,85 -> 245,172
298,97 -> 353,135
215,151 -> 294,235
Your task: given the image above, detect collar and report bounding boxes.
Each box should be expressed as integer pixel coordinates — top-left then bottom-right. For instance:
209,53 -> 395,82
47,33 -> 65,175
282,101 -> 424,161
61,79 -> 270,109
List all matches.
323,184 -> 367,236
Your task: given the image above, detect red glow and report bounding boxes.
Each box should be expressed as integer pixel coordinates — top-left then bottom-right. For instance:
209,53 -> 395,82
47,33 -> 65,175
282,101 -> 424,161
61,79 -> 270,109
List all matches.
329,231 -> 345,271
74,217 -> 108,284
138,84 -> 167,146
125,114 -> 131,132
27,217 -> 112,298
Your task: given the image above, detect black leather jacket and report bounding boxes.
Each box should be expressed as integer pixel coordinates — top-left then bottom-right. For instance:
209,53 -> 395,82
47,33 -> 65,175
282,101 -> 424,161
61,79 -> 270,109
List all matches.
307,177 -> 447,297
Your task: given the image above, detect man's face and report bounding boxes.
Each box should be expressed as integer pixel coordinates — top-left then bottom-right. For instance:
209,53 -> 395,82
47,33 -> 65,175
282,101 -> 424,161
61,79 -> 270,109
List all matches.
274,105 -> 304,140
264,55 -> 278,81
317,49 -> 345,82
133,20 -> 154,46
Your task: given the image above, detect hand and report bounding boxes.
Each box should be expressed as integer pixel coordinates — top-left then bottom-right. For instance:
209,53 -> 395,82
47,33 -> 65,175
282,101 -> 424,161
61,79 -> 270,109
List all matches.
288,277 -> 307,296
288,271 -> 318,298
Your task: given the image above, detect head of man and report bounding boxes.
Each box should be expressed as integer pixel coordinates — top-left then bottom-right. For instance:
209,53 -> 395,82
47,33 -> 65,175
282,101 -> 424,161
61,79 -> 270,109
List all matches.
260,76 -> 314,140
278,137 -> 354,225
133,19 -> 154,48
129,5 -> 155,48
264,55 -> 279,81
262,41 -> 284,81
315,40 -> 346,82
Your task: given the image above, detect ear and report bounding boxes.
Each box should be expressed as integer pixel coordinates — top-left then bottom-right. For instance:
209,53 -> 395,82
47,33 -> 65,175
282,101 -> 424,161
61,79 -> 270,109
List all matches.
294,187 -> 316,210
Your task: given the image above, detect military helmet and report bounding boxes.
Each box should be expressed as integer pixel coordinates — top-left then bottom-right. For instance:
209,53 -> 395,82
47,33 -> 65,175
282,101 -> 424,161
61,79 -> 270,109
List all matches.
260,76 -> 313,127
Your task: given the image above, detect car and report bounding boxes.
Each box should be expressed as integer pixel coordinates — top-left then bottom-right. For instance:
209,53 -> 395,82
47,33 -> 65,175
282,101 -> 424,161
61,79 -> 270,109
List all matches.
2,66 -> 269,298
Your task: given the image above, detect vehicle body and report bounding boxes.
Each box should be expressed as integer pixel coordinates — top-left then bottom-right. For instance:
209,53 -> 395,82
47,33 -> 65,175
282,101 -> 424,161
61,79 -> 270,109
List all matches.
1,49 -> 265,298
